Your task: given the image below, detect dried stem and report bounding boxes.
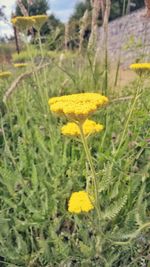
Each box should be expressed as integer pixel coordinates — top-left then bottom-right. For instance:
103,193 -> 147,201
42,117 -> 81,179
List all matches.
88,0 -> 102,50
64,23 -> 69,51
79,10 -> 89,53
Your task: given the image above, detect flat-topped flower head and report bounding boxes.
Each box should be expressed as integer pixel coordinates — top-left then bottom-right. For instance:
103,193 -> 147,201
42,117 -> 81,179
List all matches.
130,63 -> 150,75
49,93 -> 108,122
68,191 -> 94,213
11,16 -> 35,31
0,71 -> 12,79
14,63 -> 28,68
31,15 -> 48,30
49,92 -> 108,105
61,119 -> 104,137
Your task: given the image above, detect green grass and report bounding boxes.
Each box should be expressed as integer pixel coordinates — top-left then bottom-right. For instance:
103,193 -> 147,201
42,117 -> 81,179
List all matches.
0,52 -> 150,267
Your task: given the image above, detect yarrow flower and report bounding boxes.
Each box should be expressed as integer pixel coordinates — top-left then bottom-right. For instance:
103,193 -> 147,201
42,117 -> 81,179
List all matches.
130,63 -> 150,75
61,119 -> 104,137
48,93 -> 108,122
0,71 -> 12,79
31,15 -> 48,30
14,63 -> 28,68
68,191 -> 94,213
11,16 -> 35,31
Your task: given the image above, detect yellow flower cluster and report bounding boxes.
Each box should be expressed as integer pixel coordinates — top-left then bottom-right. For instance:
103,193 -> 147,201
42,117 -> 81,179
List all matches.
68,191 -> 94,213
31,15 -> 48,30
49,93 -> 108,122
14,63 -> 28,68
130,63 -> 150,70
11,16 -> 35,31
61,119 -> 104,137
0,71 -> 12,79
11,15 -> 48,31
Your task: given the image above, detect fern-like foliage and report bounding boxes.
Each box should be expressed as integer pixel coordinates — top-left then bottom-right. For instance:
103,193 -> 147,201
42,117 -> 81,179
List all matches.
98,165 -> 113,193
102,195 -> 127,220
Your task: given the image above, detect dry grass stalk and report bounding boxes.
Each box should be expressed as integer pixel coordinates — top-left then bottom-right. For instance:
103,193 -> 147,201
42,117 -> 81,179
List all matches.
79,10 -> 89,53
103,0 -> 111,33
95,0 -> 111,61
88,0 -> 102,50
17,0 -> 29,16
64,23 -> 69,51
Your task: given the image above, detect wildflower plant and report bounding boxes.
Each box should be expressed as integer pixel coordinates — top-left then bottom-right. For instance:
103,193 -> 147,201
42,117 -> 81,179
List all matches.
31,15 -> 48,31
49,92 -> 108,217
11,16 -> 35,32
11,15 -> 48,61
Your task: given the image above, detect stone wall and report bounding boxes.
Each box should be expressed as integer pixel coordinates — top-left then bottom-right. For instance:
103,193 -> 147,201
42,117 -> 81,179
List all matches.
98,8 -> 150,67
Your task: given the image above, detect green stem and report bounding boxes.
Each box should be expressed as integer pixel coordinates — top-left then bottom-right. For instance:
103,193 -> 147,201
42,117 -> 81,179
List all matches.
78,122 -> 101,224
115,81 -> 141,158
114,56 -> 120,87
104,46 -> 108,96
38,30 -> 44,61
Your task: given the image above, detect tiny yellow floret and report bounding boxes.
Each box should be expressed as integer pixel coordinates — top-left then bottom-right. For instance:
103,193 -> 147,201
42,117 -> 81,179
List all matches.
68,191 -> 94,213
61,119 -> 104,137
0,71 -> 12,79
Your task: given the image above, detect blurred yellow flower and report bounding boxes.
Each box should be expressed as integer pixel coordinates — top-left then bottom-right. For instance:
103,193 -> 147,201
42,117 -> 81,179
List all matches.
0,71 -> 12,79
14,63 -> 28,68
31,15 -> 48,30
68,191 -> 94,213
61,119 -> 104,137
11,16 -> 35,31
130,63 -> 150,70
130,63 -> 150,75
49,93 -> 108,122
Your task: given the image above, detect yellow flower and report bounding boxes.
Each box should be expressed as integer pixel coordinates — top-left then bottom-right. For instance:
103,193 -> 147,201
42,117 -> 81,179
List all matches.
130,63 -> 150,70
0,71 -> 12,79
14,63 -> 28,68
49,93 -> 108,122
68,191 -> 94,213
31,15 -> 48,30
11,16 -> 35,31
61,119 -> 104,137
130,63 -> 150,75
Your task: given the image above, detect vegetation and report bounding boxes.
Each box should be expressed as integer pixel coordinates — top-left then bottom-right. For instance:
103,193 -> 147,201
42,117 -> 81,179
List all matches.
0,0 -> 149,266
